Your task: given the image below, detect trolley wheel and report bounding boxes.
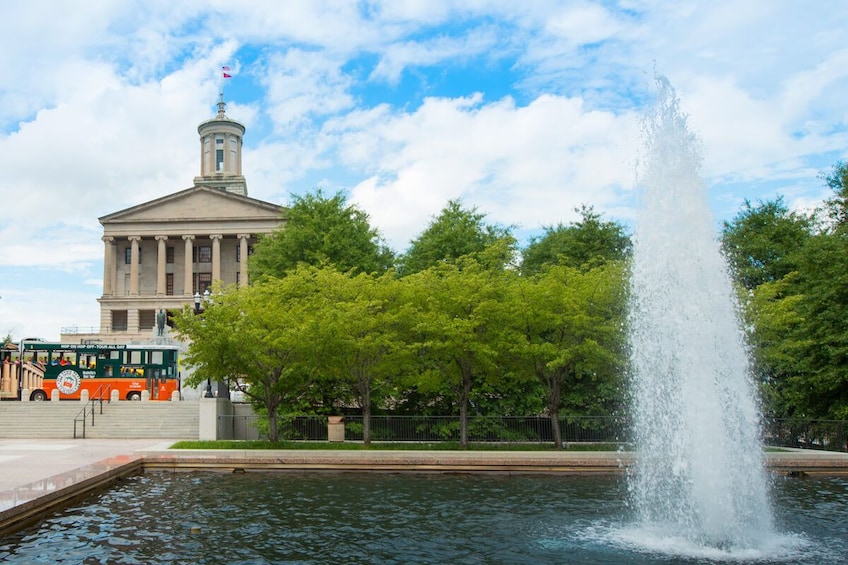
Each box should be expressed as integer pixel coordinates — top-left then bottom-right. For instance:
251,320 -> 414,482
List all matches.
31,390 -> 48,402
127,392 -> 142,401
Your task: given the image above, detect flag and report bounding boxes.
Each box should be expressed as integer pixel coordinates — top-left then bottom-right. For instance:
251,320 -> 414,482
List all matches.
223,72 -> 232,78
222,65 -> 232,78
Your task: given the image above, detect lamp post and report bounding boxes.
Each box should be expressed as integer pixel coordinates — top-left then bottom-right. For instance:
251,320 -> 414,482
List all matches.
193,290 -> 215,398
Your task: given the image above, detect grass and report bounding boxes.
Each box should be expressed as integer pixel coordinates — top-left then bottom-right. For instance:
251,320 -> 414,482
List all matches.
170,440 -> 627,451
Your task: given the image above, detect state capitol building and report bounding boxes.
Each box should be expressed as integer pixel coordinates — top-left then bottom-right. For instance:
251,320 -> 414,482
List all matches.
62,98 -> 286,344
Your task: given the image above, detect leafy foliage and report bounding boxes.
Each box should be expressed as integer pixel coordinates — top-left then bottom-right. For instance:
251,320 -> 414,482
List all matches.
399,199 -> 516,275
402,254 -> 519,447
508,263 -> 627,447
820,161 -> 848,227
174,276 -> 325,441
250,189 -> 394,278
721,197 -> 811,290
521,205 -> 630,275
304,268 -> 412,445
732,166 -> 848,419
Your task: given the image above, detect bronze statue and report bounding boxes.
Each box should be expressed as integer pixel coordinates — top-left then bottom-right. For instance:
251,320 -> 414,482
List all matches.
156,309 -> 166,336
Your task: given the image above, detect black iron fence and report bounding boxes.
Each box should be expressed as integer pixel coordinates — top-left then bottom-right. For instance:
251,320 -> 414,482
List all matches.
343,415 -> 627,444
215,414 -> 848,452
216,415 -> 628,444
217,414 -> 327,441
765,418 -> 848,452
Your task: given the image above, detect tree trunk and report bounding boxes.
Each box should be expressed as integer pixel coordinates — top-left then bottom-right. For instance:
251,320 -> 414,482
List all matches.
361,378 -> 372,447
267,405 -> 278,442
549,371 -> 564,449
458,365 -> 472,449
550,405 -> 563,449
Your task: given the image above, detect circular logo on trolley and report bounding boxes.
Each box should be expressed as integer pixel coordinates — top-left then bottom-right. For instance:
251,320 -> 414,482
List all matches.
56,369 -> 81,394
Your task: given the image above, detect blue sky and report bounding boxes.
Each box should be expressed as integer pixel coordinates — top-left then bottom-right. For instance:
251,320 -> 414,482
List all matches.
1,1 -> 847,340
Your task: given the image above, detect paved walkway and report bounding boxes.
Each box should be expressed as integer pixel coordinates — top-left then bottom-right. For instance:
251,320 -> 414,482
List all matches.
0,439 -> 177,493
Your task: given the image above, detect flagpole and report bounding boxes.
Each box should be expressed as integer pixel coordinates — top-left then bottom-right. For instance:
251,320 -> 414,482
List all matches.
219,65 -> 232,117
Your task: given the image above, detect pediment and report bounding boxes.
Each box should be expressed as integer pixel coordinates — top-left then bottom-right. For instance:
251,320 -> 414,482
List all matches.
101,186 -> 283,225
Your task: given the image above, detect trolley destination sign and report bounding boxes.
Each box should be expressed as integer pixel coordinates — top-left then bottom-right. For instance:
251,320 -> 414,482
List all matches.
21,342 -> 128,352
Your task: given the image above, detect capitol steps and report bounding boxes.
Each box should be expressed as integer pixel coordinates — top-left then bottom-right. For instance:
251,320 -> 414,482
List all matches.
0,401 -> 200,440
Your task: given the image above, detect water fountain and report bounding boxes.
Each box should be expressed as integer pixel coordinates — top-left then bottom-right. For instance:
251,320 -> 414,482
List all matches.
626,76 -> 776,553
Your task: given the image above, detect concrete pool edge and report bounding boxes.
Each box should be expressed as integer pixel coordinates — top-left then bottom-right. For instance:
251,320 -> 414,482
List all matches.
138,448 -> 848,475
0,456 -> 144,536
1,448 -> 846,536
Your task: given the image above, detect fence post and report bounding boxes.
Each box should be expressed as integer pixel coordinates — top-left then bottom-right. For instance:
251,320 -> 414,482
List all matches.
328,416 -> 345,442
198,398 -> 220,440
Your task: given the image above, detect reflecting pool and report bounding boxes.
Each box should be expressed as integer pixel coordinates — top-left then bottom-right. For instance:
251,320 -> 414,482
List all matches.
1,472 -> 846,564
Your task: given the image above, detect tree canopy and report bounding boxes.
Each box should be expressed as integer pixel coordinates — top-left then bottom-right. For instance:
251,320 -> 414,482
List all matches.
721,197 -> 811,290
821,161 -> 848,227
507,262 -> 627,447
731,168 -> 848,419
250,189 -> 394,278
398,199 -> 516,275
521,205 -> 630,276
174,277 -> 320,441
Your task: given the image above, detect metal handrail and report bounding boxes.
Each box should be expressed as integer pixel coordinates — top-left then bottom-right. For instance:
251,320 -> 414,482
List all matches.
73,384 -> 112,439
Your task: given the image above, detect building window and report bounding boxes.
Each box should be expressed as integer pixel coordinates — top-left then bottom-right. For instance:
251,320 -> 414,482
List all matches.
216,149 -> 224,171
166,273 -> 174,296
124,247 -> 141,264
139,310 -> 156,331
193,245 -> 212,263
236,245 -> 254,262
166,246 -> 175,264
111,310 -> 128,332
194,273 -> 212,294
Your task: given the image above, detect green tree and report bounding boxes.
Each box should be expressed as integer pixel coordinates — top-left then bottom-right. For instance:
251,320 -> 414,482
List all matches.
782,233 -> 848,418
820,161 -> 848,227
306,268 -> 412,445
399,199 -> 516,275
735,166 -> 848,419
744,274 -> 806,417
250,189 -> 394,278
521,205 -> 630,276
174,278 -> 320,441
404,254 -> 516,447
721,197 -> 811,290
508,263 -> 626,447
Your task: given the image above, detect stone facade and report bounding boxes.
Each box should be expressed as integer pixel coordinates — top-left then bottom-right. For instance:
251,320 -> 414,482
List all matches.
62,101 -> 284,344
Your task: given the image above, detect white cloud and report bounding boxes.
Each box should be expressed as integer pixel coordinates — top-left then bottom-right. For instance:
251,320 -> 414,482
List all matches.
260,49 -> 356,132
346,92 -> 639,249
369,26 -> 502,84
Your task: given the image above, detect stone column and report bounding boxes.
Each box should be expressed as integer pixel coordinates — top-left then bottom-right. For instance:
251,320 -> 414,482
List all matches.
128,308 -> 139,335
210,234 -> 223,282
109,238 -> 118,297
238,233 -> 250,287
128,236 -> 141,296
155,235 -> 168,296
200,135 -> 206,176
102,236 -> 115,296
182,235 -> 195,296
100,308 -> 111,334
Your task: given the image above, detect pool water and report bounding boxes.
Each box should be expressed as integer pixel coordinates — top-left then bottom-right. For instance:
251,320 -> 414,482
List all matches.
1,473 -> 845,564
